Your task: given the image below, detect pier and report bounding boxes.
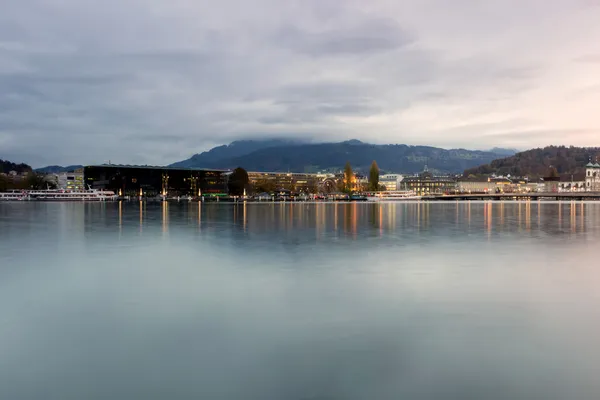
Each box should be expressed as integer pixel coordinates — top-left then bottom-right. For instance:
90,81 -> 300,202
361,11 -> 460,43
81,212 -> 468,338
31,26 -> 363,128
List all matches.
423,192 -> 600,201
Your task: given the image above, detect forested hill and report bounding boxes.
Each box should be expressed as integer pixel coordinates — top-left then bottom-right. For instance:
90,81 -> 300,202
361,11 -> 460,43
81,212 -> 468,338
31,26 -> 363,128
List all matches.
35,165 -> 84,174
172,139 -> 511,174
464,146 -> 600,177
0,159 -> 32,174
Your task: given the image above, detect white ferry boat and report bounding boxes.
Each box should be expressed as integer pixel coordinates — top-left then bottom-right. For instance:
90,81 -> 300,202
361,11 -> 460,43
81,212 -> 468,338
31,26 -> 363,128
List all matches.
367,190 -> 422,201
0,190 -> 30,201
28,189 -> 118,201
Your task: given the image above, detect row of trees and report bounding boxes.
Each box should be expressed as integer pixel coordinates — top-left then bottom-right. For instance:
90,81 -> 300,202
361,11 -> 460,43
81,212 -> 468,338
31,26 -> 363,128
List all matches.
341,160 -> 382,193
0,159 -> 32,175
0,173 -> 55,191
252,177 -> 319,194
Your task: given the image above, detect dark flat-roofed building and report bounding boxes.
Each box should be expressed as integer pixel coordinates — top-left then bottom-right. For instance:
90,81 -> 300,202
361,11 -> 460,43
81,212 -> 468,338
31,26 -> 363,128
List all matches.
84,164 -> 228,197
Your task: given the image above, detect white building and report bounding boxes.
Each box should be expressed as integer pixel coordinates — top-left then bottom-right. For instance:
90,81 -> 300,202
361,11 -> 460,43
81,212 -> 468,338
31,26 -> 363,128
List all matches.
52,169 -> 84,190
585,162 -> 600,191
379,174 -> 404,191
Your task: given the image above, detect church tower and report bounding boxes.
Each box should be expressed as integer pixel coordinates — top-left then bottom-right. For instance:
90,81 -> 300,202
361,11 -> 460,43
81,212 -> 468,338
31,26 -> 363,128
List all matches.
585,159 -> 600,192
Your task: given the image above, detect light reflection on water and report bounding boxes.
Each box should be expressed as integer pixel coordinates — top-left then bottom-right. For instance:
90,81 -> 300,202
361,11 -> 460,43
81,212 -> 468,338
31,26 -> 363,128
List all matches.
2,201 -> 600,399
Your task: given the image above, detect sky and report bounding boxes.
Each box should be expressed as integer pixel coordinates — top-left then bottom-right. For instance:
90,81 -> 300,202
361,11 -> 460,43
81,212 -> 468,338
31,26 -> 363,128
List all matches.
1,0 -> 600,167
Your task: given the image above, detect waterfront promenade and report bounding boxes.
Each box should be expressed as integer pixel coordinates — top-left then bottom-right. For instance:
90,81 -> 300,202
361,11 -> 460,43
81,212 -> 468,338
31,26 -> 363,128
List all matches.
424,192 -> 600,201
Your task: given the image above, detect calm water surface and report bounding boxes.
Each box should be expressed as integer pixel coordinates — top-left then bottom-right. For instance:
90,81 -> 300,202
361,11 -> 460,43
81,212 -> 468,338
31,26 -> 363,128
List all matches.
2,201 -> 600,399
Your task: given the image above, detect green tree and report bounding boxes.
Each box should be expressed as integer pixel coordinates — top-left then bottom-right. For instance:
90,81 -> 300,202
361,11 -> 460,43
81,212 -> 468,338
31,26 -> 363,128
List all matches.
344,161 -> 354,193
306,179 -> 319,194
253,179 -> 276,194
24,173 -> 54,190
0,174 -> 8,191
228,167 -> 249,196
368,160 -> 380,191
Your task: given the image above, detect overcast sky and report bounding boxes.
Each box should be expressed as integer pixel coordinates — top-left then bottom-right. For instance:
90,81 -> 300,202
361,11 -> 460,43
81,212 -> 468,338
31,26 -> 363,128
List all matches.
1,0 -> 600,167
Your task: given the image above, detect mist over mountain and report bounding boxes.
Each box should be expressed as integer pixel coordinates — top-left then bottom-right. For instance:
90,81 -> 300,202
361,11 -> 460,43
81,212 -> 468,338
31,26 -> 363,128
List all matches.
170,139 -> 305,168
27,141 -> 521,175
171,139 -> 508,174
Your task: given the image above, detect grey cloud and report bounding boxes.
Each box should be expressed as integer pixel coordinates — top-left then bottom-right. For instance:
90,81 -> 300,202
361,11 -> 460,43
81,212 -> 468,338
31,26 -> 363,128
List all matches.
275,81 -> 375,103
0,0 -> 599,167
574,54 -> 600,64
258,80 -> 384,125
276,19 -> 414,56
258,103 -> 381,125
123,134 -> 189,144
481,129 -> 599,148
316,103 -> 382,115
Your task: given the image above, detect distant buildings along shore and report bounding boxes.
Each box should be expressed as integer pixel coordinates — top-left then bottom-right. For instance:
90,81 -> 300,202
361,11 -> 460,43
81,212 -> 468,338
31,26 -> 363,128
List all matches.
3,160 -> 600,196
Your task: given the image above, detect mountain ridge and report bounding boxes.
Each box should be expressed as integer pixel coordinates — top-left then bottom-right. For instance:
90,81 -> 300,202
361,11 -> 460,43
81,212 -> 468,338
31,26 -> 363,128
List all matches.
170,139 -> 305,168
171,140 -> 515,174
35,165 -> 84,174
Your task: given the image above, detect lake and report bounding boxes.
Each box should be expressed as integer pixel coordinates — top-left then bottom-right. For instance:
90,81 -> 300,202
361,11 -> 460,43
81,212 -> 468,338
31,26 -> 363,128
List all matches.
1,201 -> 600,399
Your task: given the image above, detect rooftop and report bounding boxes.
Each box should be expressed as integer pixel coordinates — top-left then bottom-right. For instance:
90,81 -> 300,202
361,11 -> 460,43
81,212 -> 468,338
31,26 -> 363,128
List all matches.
86,164 -> 229,172
248,171 -> 326,177
559,173 -> 586,182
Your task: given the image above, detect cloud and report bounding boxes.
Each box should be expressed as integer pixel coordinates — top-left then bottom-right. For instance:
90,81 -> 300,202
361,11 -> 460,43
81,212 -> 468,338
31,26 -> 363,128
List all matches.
0,0 -> 600,167
275,19 -> 415,57
574,54 -> 600,64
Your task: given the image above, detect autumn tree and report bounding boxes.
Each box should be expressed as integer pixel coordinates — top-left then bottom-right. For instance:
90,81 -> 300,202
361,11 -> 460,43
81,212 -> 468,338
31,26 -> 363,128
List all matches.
369,160 -> 380,191
343,161 -> 354,193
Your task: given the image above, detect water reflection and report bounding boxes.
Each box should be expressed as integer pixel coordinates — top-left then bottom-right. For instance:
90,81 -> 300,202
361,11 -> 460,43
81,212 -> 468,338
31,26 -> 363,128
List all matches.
3,202 -> 600,399
137,201 -> 600,243
35,201 -> 600,244
162,201 -> 168,234
139,201 -> 143,233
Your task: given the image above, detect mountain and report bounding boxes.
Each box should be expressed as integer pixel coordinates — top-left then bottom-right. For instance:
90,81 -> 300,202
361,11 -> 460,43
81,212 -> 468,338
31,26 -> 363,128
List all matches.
464,146 -> 600,177
488,147 -> 518,156
170,139 -> 304,168
35,165 -> 84,174
1,159 -> 32,174
172,140 -> 509,174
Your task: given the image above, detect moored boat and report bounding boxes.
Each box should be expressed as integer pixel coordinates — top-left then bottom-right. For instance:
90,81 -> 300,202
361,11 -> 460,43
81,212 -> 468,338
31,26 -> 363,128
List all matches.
27,189 -> 118,201
0,190 -> 30,201
367,190 -> 422,201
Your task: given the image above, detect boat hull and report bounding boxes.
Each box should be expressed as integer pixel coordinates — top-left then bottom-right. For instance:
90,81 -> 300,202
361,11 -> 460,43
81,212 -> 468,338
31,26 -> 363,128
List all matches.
26,189 -> 118,202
